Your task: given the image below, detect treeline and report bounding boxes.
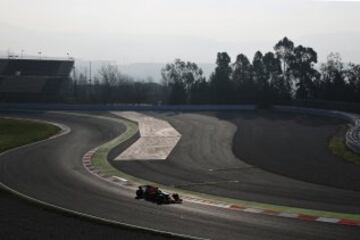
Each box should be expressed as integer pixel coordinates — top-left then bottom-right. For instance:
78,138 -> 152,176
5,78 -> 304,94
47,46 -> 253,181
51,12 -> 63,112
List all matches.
64,64 -> 165,104
162,37 -> 360,106
66,37 -> 360,106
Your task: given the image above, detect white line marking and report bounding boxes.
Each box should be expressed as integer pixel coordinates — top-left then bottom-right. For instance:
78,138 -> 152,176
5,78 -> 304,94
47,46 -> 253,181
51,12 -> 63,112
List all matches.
316,217 -> 340,223
243,208 -> 264,214
278,212 -> 299,218
112,176 -> 129,183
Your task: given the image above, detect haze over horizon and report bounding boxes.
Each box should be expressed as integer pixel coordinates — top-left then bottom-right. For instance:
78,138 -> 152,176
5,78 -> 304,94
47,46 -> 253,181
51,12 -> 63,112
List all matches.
1,0 -> 360,68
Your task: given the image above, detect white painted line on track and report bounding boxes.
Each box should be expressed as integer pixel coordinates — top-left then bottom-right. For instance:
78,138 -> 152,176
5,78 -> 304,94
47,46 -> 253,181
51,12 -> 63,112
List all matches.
112,176 -> 129,183
243,208 -> 264,214
316,217 -> 340,223
278,212 -> 299,218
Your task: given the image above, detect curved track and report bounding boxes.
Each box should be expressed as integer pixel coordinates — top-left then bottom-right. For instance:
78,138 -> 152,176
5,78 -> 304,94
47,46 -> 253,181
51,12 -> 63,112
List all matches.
0,111 -> 359,240
116,112 -> 360,214
229,111 -> 360,190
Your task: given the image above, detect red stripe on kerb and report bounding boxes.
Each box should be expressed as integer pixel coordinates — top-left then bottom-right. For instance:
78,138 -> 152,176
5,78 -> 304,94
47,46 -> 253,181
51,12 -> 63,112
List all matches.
263,209 -> 280,216
230,205 -> 246,210
338,219 -> 360,226
298,214 -> 318,221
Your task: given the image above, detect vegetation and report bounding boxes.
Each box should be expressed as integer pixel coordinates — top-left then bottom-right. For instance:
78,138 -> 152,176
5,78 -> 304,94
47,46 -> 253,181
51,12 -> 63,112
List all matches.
329,126 -> 360,165
66,37 -> 360,108
0,118 -> 60,153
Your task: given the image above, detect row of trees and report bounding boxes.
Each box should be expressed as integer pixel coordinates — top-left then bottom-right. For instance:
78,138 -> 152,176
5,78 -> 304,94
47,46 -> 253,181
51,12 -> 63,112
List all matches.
66,37 -> 360,106
66,64 -> 164,104
162,37 -> 360,106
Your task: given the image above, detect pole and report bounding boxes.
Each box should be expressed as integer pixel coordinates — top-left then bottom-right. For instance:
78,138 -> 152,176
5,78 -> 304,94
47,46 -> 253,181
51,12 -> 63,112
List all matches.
89,61 -> 92,84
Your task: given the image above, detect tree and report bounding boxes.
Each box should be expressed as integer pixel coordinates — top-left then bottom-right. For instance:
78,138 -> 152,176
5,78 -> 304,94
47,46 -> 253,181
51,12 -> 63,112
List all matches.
63,38 -> 360,106
231,53 -> 256,103
291,45 -> 319,99
252,51 -> 270,107
98,64 -> 124,86
319,53 -> 346,101
344,63 -> 360,102
189,78 -> 210,104
209,52 -> 234,104
98,64 -> 133,103
263,52 -> 290,103
161,59 -> 205,104
274,37 -> 295,90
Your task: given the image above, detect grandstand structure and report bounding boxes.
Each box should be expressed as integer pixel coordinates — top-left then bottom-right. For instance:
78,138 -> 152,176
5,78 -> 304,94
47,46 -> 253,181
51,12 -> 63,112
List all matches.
0,57 -> 74,102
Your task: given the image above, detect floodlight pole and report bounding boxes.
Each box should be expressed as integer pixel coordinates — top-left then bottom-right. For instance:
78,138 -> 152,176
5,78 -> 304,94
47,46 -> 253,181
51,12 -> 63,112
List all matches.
89,61 -> 92,84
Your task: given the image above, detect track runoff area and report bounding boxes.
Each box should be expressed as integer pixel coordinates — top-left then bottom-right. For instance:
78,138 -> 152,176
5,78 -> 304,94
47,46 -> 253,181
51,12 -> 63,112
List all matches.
84,110 -> 360,227
113,111 -> 181,161
1,110 -> 359,240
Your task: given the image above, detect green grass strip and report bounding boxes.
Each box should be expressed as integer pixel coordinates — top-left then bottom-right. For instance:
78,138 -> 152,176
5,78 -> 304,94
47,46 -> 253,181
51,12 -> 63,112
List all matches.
329,125 -> 360,165
0,118 -> 60,153
92,118 -> 138,176
76,113 -> 360,221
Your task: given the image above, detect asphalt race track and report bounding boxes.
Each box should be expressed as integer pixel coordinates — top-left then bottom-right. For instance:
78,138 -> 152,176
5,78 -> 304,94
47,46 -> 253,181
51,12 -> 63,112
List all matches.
1,111 -> 360,240
0,188 -> 174,240
229,111 -> 360,191
116,111 -> 360,214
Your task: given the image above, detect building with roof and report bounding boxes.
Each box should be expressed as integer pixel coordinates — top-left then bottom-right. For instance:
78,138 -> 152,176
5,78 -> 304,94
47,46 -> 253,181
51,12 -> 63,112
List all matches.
0,57 -> 74,102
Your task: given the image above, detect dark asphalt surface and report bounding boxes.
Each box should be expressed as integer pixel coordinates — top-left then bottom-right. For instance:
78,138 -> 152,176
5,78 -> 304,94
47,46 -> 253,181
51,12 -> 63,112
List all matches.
0,111 -> 360,240
0,189 -> 175,240
228,111 -> 360,190
115,111 -> 360,214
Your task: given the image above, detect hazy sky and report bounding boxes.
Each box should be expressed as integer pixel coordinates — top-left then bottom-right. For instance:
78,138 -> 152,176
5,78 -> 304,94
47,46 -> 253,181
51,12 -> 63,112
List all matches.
1,0 -> 360,64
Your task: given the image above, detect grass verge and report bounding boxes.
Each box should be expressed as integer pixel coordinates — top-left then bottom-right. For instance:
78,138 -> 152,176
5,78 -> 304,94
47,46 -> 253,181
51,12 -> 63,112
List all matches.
0,118 -> 60,153
92,117 -> 139,177
329,125 -> 360,165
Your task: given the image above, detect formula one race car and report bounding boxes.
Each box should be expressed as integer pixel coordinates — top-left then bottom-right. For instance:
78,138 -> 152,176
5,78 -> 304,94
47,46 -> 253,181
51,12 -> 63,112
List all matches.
135,185 -> 183,204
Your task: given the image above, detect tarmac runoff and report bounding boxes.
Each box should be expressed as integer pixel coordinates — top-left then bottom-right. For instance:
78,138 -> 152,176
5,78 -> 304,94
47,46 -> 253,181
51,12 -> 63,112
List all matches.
1,111 -> 360,239
0,114 -> 205,240
80,112 -> 360,227
84,145 -> 360,227
2,111 -> 359,239
111,111 -> 181,160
